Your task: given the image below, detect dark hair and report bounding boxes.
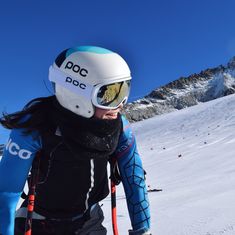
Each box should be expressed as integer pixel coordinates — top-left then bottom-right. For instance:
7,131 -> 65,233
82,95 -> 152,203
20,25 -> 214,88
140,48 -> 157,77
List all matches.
0,96 -> 56,135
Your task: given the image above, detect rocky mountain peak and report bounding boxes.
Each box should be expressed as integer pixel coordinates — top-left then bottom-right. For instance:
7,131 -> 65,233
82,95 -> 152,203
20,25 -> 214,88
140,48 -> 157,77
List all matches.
122,56 -> 235,122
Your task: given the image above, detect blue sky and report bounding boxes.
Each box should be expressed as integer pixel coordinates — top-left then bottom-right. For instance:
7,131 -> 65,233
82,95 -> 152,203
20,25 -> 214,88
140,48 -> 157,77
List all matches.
1,0 -> 235,142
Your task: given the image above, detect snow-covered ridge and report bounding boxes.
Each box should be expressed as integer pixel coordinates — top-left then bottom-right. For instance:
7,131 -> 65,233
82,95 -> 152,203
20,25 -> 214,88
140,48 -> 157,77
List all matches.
123,56 -> 235,122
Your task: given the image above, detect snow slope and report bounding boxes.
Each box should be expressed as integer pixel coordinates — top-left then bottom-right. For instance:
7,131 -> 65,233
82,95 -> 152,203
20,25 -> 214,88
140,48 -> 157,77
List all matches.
102,93 -> 235,234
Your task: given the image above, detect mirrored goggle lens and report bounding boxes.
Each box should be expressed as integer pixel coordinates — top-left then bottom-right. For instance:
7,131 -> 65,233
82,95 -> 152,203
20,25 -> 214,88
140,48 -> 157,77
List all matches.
97,80 -> 131,108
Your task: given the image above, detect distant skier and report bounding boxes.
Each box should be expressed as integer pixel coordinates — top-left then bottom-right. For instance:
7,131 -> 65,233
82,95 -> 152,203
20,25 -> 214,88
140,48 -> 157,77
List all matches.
0,46 -> 151,235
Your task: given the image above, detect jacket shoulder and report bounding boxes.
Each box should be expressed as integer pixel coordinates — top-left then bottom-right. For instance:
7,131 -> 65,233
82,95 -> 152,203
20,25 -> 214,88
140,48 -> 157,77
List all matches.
120,114 -> 131,134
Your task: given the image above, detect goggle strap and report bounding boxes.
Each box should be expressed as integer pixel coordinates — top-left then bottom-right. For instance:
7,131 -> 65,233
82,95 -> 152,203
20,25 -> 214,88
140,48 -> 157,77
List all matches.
49,66 -> 93,98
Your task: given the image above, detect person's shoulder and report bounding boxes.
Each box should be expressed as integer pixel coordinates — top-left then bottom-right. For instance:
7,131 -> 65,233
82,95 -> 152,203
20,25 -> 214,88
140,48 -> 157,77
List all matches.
10,126 -> 40,140
120,114 -> 133,137
9,114 -> 42,146
115,115 -> 135,158
7,127 -> 42,156
120,114 -> 131,129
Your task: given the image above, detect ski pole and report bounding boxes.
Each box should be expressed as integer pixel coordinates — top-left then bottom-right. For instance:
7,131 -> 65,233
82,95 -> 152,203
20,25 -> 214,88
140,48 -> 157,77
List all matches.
24,152 -> 41,235
110,161 -> 119,235
111,180 -> 119,235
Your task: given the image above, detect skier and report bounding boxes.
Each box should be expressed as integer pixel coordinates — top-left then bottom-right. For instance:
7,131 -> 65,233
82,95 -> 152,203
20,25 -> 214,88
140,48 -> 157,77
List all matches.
0,46 -> 151,235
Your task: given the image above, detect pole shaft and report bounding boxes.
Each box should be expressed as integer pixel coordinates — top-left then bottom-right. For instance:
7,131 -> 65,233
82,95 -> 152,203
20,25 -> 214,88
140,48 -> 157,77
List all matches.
24,152 -> 41,235
110,160 -> 119,235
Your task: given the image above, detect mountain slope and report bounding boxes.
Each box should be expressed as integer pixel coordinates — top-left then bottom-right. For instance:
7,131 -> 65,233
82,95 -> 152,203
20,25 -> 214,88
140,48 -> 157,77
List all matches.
123,56 -> 235,122
103,93 -> 235,234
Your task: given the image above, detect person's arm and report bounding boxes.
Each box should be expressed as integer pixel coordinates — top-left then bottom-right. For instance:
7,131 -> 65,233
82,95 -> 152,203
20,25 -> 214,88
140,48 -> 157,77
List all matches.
115,115 -> 151,235
0,128 -> 41,235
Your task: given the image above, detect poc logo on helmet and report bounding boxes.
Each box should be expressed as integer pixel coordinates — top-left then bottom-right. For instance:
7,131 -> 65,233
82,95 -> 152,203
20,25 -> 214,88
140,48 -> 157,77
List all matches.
5,139 -> 32,160
65,61 -> 88,77
65,77 -> 87,90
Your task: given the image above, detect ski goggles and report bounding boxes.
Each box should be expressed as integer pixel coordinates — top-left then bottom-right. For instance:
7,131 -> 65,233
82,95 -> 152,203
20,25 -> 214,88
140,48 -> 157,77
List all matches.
49,66 -> 131,110
92,79 -> 131,109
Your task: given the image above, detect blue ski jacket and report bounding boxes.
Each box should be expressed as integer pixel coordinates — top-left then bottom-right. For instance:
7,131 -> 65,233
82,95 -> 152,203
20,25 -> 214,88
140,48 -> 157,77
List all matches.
0,115 -> 150,235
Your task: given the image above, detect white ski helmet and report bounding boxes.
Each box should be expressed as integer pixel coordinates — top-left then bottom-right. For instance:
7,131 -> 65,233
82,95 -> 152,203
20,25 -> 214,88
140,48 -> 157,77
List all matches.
49,46 -> 131,118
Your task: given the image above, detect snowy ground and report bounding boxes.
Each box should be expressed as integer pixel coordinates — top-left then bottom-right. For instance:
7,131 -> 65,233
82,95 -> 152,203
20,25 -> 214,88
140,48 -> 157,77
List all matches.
102,94 -> 235,234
